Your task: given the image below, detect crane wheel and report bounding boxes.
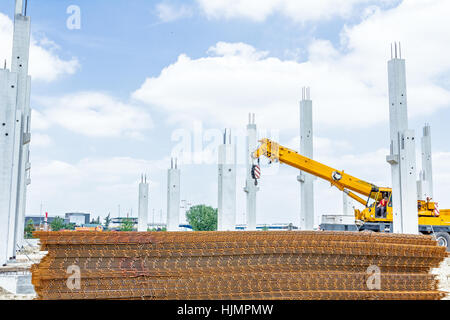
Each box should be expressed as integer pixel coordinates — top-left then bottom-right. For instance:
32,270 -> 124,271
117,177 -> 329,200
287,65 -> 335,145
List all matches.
433,232 -> 450,252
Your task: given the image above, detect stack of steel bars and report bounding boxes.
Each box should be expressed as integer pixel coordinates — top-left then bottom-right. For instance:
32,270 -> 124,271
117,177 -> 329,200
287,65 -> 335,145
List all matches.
31,231 -> 447,300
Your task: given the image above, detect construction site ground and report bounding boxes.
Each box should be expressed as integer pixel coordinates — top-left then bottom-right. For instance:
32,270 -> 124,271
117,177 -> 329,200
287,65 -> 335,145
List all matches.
0,242 -> 44,300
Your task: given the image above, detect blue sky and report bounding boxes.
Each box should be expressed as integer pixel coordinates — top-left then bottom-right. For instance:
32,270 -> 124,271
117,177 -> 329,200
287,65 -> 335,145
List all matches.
0,0 -> 449,226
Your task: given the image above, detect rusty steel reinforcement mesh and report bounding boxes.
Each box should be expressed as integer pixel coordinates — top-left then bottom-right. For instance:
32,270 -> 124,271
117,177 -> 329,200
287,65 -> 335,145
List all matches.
31,231 -> 448,300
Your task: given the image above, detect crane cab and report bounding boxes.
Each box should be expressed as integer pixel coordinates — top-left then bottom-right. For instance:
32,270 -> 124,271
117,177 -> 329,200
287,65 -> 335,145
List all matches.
355,188 -> 393,222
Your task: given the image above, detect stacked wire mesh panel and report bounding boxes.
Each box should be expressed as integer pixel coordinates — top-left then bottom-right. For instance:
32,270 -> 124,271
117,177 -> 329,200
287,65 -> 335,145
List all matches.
31,231 -> 447,300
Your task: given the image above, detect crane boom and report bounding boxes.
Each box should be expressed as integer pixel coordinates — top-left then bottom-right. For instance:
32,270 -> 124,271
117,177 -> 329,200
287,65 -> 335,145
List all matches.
252,138 -> 383,205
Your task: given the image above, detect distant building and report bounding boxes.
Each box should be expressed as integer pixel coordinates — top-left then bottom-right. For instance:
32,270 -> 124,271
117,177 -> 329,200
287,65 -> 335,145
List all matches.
65,213 -> 90,227
24,215 -> 67,230
110,217 -> 138,230
76,224 -> 103,232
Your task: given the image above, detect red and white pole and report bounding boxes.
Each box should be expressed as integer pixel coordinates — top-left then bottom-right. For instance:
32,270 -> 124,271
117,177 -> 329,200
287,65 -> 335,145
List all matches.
44,212 -> 48,231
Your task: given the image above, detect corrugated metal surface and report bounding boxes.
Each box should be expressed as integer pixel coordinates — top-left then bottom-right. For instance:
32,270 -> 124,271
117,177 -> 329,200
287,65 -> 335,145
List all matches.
31,231 -> 447,300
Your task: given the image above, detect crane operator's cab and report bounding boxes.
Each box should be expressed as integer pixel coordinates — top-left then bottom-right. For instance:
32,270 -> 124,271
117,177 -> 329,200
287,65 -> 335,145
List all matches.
355,188 -> 393,223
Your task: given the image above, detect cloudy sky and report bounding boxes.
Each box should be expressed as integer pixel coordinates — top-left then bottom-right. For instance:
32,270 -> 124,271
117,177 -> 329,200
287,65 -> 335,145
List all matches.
0,0 -> 449,226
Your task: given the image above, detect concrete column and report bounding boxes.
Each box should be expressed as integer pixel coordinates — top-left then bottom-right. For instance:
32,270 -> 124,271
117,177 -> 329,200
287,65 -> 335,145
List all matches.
297,87 -> 314,230
386,43 -> 418,234
15,76 -> 31,250
0,70 -> 19,265
416,178 -> 423,201
137,174 -> 149,232
218,129 -> 236,231
0,4 -> 31,264
398,130 -> 419,232
167,158 -> 180,231
417,124 -> 433,200
244,114 -> 258,230
10,10 -> 31,254
342,192 -> 354,216
15,0 -> 24,15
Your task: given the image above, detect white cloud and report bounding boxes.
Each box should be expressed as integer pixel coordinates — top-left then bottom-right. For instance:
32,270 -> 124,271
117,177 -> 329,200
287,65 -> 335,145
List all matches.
286,136 -> 353,156
196,0 -> 396,23
31,109 -> 51,131
156,3 -> 193,22
0,13 -> 79,82
132,41 -> 388,130
133,0 -> 450,131
35,92 -> 153,138
27,157 -> 168,216
431,152 -> 450,209
32,133 -> 52,148
207,41 -> 268,60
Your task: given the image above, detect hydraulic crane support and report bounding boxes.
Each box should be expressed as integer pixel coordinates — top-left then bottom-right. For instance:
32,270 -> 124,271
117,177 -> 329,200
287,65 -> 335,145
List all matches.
252,139 -> 382,205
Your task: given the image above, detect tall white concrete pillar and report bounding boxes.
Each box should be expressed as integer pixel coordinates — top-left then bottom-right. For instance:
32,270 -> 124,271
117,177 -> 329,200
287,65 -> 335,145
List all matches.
0,70 -> 19,265
417,124 -> 433,200
15,0 -> 24,15
167,159 -> 180,231
0,1 -> 31,265
342,192 -> 354,216
386,43 -> 418,234
244,114 -> 258,230
11,3 -> 32,254
297,87 -> 314,230
138,174 -> 149,232
218,129 -> 236,231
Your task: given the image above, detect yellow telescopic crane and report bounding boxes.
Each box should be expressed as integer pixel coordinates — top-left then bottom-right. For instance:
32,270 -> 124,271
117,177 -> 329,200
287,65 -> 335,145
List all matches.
252,138 -> 389,207
252,138 -> 450,249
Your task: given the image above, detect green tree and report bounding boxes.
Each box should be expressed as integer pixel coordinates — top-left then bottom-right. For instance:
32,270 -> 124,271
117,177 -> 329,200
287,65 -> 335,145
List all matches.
24,219 -> 35,239
104,213 -> 112,230
120,218 -> 135,231
147,227 -> 167,232
186,205 -> 217,231
65,223 -> 75,230
50,217 -> 66,231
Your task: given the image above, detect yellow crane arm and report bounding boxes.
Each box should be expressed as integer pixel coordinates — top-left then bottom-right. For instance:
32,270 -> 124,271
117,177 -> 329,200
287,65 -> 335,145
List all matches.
252,138 -> 381,205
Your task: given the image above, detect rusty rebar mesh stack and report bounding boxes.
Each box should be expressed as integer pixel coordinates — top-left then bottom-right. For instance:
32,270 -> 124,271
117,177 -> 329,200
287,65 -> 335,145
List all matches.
31,231 -> 447,300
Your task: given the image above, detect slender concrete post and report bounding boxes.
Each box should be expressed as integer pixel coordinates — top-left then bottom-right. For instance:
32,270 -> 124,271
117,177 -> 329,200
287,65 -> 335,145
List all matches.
167,159 -> 180,231
386,43 -> 418,234
0,71 -> 19,265
11,5 -> 32,254
417,124 -> 433,200
138,174 -> 149,232
15,0 -> 24,15
342,192 -> 354,216
244,114 -> 258,230
218,129 -> 236,231
297,87 -> 314,230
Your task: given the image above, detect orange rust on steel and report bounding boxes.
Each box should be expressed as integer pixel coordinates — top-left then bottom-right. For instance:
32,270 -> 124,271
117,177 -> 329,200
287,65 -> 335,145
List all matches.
31,231 -> 447,300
